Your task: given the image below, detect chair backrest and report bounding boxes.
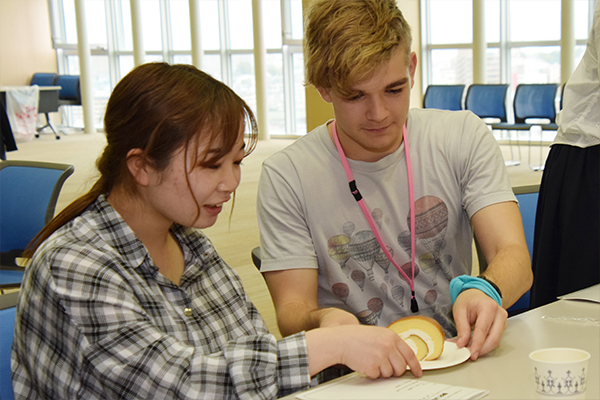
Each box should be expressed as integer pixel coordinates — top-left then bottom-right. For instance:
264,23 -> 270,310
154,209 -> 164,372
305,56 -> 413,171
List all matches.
509,184 -> 540,315
30,73 -> 58,87
55,75 -> 81,104
465,84 -> 509,122
474,184 -> 539,315
513,84 -> 559,124
0,292 -> 18,400
423,85 -> 465,111
0,161 -> 74,264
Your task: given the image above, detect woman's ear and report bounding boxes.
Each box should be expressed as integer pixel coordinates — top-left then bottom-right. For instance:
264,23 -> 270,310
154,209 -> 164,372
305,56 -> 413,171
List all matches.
126,148 -> 151,186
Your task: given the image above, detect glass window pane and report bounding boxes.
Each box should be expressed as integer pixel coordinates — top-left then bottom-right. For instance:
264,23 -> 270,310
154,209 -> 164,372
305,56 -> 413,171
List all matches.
202,54 -> 222,81
485,0 -> 500,43
173,54 -> 192,65
65,55 -> 110,129
486,48 -> 501,83
510,46 -> 560,85
290,0 -> 303,40
263,0 -> 282,49
170,0 -> 191,51
231,54 -> 256,112
266,53 -> 284,134
116,0 -> 133,51
430,49 -> 473,84
509,0 -> 560,42
201,0 -> 220,51
141,0 -> 163,51
228,0 -> 253,49
292,52 -> 306,134
85,0 -> 107,46
118,55 -> 135,80
62,0 -> 78,44
145,54 -> 164,63
429,0 -> 472,44
575,0 -> 592,40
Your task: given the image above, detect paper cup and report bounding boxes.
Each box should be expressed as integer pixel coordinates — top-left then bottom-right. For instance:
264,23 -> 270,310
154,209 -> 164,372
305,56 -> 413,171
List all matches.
529,348 -> 590,396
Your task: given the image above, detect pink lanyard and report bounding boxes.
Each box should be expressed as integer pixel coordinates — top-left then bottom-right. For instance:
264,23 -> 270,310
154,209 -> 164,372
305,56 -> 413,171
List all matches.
332,121 -> 419,313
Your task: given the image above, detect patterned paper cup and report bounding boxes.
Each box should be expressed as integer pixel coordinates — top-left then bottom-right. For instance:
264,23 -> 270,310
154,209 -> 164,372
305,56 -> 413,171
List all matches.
529,348 -> 590,396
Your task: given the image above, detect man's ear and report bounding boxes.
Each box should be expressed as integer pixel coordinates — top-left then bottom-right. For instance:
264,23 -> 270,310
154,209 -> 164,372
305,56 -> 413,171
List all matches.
409,51 -> 418,89
126,148 -> 150,186
316,86 -> 333,103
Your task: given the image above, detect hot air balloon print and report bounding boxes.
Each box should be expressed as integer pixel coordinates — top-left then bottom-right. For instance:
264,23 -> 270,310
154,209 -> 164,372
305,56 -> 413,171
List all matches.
327,234 -> 351,275
397,230 -> 412,256
351,269 -> 366,290
424,289 -> 438,306
408,196 -> 451,284
357,309 -> 377,325
332,282 -> 350,304
368,297 -> 384,319
391,283 -> 405,307
380,282 -> 389,299
374,245 -> 393,274
348,230 -> 380,281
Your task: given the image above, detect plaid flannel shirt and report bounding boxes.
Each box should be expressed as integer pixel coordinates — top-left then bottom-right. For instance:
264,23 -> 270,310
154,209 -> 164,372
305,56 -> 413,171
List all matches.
11,195 -> 310,399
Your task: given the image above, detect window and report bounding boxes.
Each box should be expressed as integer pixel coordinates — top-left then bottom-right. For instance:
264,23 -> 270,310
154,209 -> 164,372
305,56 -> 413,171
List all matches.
48,0 -> 306,135
421,0 -> 595,90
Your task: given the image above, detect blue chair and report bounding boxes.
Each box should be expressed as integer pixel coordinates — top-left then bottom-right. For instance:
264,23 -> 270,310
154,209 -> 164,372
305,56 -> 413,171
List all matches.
29,73 -> 61,140
492,84 -> 559,170
30,73 -> 57,87
465,84 -> 521,166
507,184 -> 539,315
474,184 -> 539,316
0,161 -> 74,290
423,85 -> 465,111
55,75 -> 81,107
0,291 -> 18,400
465,84 -> 509,123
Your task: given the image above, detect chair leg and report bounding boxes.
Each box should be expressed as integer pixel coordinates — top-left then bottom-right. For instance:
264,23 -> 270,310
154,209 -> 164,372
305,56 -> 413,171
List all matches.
528,126 -> 544,171
504,130 -> 521,167
35,113 -> 60,140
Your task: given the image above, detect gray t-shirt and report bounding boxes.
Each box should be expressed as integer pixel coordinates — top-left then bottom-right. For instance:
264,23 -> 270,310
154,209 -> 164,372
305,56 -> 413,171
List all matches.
257,108 -> 515,336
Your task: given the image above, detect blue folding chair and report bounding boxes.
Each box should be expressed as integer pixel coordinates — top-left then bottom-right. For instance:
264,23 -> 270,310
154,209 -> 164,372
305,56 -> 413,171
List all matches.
474,184 -> 539,316
0,161 -> 74,290
465,84 -> 521,166
423,85 -> 465,111
0,291 -> 18,400
491,84 -> 559,171
55,75 -> 81,107
30,73 -> 61,140
507,185 -> 539,315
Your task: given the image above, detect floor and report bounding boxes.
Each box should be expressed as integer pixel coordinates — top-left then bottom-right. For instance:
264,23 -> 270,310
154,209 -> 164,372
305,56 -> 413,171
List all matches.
4,127 -> 549,338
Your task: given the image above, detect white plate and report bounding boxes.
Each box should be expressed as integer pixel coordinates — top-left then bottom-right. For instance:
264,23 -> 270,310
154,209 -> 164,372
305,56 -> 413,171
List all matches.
407,341 -> 471,370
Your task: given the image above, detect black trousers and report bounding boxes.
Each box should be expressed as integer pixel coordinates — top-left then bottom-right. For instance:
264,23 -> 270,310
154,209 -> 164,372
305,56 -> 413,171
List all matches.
531,144 -> 600,308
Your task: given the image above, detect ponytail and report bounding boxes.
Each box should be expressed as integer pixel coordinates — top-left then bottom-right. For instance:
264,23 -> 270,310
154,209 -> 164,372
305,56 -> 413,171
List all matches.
23,179 -> 106,258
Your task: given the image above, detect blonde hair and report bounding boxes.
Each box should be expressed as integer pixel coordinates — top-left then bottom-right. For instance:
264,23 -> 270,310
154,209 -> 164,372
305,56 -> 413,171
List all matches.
304,0 -> 412,97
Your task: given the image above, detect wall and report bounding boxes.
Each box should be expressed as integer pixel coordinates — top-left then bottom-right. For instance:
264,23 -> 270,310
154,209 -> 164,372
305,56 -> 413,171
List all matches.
0,0 -> 57,86
305,0 -> 424,132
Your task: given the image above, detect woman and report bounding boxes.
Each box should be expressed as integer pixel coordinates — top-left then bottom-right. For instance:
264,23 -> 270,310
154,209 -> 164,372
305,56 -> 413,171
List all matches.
11,63 -> 421,400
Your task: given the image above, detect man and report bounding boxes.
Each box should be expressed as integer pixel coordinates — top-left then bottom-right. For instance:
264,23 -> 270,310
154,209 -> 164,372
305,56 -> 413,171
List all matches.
257,0 -> 532,371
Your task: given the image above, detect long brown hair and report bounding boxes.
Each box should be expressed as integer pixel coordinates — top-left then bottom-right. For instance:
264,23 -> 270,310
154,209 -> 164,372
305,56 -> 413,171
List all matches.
24,63 -> 257,257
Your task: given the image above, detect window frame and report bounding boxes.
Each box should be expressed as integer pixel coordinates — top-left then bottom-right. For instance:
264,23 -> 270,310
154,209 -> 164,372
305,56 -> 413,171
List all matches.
48,0 -> 306,135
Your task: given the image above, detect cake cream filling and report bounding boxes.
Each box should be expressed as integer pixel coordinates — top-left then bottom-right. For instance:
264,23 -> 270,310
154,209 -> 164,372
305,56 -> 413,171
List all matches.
399,329 -> 435,359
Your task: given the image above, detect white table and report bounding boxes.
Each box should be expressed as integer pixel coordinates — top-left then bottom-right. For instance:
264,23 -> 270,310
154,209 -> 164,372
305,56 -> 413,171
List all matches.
282,287 -> 600,399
